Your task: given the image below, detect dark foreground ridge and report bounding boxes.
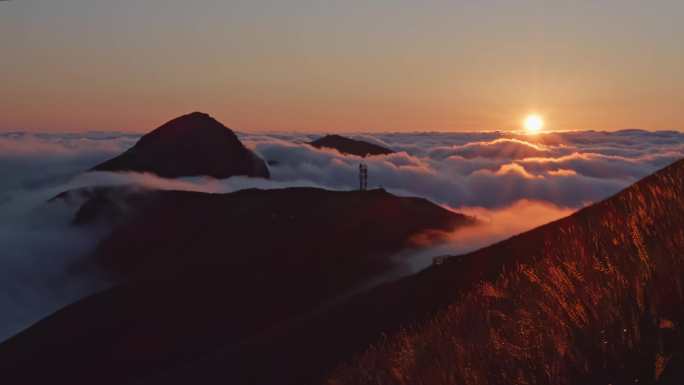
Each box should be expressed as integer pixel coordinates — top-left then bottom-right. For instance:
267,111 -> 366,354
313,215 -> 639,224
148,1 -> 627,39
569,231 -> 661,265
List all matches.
325,157 -> 684,385
126,157 -> 684,385
309,134 -> 395,157
4,158 -> 684,385
93,112 -> 270,178
0,187 -> 473,385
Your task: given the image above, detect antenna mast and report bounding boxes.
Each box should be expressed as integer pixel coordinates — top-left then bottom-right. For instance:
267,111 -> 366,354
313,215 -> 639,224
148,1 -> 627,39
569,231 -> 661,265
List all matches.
359,163 -> 368,191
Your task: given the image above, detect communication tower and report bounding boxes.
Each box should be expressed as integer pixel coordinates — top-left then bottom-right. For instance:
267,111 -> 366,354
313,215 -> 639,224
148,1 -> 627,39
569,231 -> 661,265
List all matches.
359,163 -> 368,191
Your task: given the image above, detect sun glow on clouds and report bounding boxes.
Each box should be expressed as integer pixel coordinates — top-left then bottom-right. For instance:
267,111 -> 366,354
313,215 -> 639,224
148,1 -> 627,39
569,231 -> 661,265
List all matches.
397,199 -> 576,273
493,163 -> 541,179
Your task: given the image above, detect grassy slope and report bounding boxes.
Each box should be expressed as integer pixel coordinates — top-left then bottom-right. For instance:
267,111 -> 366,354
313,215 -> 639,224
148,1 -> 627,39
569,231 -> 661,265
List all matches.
328,159 -> 684,385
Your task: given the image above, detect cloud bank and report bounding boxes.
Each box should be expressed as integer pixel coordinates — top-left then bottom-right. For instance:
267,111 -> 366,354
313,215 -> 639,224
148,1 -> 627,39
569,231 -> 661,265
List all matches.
241,129 -> 684,208
1,128 -> 683,341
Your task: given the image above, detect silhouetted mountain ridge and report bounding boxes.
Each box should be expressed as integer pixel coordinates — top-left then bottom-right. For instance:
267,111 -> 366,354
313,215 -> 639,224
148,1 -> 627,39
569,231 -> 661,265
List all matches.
309,134 -> 394,157
93,112 -> 270,178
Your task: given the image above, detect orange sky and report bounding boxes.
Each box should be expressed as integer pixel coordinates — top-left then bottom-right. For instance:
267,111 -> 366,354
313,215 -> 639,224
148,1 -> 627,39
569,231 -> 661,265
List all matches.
1,1 -> 683,133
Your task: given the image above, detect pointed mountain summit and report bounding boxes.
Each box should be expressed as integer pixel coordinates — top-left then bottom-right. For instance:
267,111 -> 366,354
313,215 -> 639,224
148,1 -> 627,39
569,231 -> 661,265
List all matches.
93,112 -> 269,178
309,134 -> 394,157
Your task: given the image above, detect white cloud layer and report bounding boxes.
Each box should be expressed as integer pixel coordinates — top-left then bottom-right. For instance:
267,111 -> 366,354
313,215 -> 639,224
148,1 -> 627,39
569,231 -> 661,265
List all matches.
240,129 -> 684,208
1,128 -> 683,341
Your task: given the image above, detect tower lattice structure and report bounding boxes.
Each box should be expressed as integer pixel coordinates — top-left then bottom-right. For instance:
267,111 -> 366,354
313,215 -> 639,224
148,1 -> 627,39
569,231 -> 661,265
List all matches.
359,163 -> 368,191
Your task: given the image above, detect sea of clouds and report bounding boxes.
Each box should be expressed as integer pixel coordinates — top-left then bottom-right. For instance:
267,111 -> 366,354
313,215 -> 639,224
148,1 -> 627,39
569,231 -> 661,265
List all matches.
241,129 -> 684,208
1,128 -> 683,341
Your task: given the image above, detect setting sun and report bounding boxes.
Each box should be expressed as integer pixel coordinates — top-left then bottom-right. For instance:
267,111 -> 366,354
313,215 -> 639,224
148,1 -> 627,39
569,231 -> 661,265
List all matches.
523,114 -> 544,135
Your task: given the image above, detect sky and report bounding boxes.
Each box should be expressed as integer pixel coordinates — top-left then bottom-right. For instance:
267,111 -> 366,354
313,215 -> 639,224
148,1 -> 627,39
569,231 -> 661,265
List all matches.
1,0 -> 683,133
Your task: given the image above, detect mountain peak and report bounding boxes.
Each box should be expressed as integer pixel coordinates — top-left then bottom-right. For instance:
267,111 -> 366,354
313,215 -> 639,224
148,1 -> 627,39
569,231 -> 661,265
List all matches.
93,112 -> 269,179
186,111 -> 210,118
137,112 -> 235,145
309,134 -> 394,157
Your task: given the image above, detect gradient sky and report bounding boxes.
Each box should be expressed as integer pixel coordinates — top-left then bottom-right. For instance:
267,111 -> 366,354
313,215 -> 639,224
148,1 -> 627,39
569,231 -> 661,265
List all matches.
1,0 -> 683,133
